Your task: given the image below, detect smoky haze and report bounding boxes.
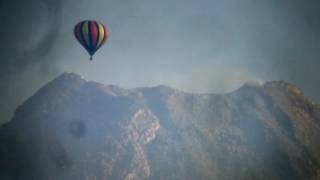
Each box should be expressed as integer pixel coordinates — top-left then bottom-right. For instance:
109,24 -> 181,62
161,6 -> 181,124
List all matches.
0,0 -> 63,123
1,0 -> 320,123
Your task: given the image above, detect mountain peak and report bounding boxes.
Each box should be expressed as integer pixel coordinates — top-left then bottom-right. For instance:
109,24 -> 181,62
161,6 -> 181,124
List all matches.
54,72 -> 86,83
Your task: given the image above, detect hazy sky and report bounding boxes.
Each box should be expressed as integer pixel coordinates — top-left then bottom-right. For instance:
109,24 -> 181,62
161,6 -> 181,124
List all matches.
1,0 -> 320,122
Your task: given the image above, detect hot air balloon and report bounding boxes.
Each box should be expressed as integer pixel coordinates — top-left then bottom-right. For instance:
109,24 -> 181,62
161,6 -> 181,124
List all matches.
74,20 -> 108,60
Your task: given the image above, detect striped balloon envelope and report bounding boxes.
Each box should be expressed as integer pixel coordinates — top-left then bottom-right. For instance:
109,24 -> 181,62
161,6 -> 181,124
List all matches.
74,20 -> 108,60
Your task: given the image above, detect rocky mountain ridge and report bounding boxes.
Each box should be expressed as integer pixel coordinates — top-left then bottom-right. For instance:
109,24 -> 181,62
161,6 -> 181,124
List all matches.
0,72 -> 320,180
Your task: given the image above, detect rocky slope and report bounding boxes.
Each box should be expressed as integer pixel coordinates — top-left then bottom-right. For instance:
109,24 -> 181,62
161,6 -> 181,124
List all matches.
0,73 -> 320,180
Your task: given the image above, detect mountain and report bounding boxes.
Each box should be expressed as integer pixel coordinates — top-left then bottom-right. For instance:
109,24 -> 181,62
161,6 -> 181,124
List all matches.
0,72 -> 320,180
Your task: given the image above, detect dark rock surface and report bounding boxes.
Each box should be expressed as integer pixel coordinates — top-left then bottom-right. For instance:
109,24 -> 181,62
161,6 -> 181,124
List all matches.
0,73 -> 320,180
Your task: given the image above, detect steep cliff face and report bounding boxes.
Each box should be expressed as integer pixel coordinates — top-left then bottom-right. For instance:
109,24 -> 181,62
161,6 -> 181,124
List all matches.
0,73 -> 320,180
